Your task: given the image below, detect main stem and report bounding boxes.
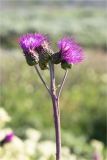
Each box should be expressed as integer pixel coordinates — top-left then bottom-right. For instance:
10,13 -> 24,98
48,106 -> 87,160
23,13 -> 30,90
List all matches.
49,62 -> 61,160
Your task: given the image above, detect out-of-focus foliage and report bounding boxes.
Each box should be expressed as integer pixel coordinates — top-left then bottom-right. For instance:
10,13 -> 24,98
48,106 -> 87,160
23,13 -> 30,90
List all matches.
0,8 -> 106,49
0,108 -> 106,160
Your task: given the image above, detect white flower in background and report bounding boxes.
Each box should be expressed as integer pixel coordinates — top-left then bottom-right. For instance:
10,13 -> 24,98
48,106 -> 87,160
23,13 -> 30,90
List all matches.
65,154 -> 77,160
24,128 -> 41,157
37,140 -> 55,157
4,136 -> 24,152
24,139 -> 37,156
62,146 -> 70,156
91,140 -> 104,151
26,128 -> 41,142
91,140 -> 104,160
37,140 -> 77,160
0,134 -> 29,160
61,147 -> 77,160
14,154 -> 29,160
38,156 -> 46,160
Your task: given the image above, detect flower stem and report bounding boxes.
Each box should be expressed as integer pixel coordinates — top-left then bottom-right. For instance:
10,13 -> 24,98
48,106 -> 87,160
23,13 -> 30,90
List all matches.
34,65 -> 51,95
49,62 -> 61,160
58,69 -> 68,99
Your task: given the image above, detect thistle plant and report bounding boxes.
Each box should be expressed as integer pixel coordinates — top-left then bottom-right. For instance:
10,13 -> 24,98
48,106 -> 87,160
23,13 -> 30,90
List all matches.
19,33 -> 84,160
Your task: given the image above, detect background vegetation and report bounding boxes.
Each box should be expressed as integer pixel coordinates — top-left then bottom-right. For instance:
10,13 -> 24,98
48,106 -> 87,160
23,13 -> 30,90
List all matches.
0,1 -> 106,160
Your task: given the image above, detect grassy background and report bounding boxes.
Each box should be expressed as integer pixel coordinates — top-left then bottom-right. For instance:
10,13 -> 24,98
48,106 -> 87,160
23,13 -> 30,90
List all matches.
0,7 -> 107,49
0,3 -> 107,159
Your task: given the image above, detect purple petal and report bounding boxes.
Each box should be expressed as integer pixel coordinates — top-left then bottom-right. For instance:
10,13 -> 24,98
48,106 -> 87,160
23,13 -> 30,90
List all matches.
58,37 -> 84,64
19,33 -> 47,54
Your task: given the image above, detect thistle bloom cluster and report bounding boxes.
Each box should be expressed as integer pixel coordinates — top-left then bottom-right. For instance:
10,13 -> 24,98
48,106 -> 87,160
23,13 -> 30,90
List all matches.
19,33 -> 49,67
19,33 -> 84,69
19,33 -> 84,160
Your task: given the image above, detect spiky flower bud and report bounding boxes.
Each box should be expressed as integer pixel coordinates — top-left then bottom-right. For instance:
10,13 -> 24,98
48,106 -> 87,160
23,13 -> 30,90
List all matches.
37,41 -> 54,70
51,52 -> 61,64
61,60 -> 72,69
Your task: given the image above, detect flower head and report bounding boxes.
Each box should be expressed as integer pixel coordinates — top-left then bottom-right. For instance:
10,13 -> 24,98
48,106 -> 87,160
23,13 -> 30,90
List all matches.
19,33 -> 46,53
19,33 -> 47,66
58,37 -> 84,65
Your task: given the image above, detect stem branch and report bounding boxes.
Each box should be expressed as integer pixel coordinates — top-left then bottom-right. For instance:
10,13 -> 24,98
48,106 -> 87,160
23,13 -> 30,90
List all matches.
58,69 -> 68,99
49,62 -> 61,160
34,65 -> 51,95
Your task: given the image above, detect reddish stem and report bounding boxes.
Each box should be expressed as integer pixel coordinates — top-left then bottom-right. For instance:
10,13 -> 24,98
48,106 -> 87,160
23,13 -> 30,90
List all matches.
49,62 -> 61,160
52,95 -> 61,160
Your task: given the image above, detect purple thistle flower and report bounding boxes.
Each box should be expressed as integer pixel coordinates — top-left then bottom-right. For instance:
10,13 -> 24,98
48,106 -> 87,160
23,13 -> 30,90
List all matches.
4,132 -> 14,143
19,33 -> 46,53
58,37 -> 84,64
19,33 -> 47,66
0,132 -> 14,146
